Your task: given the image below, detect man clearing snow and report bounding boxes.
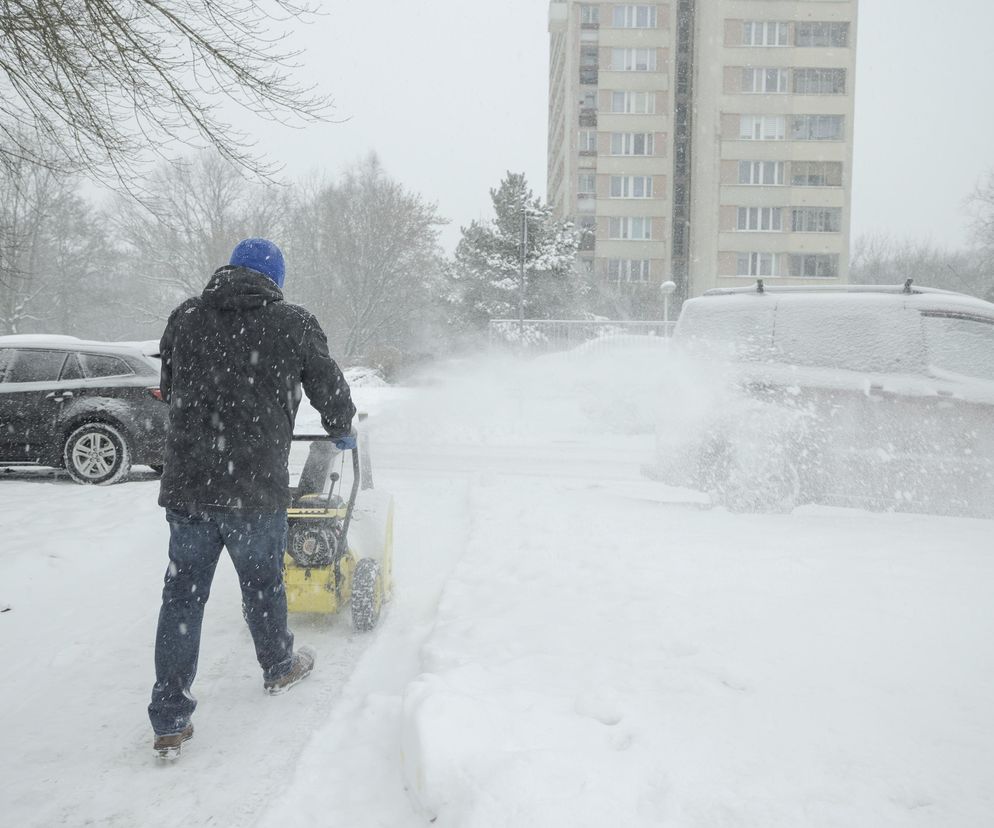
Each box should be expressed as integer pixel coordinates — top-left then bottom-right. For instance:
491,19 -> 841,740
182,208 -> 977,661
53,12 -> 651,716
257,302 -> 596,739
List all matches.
148,238 -> 356,760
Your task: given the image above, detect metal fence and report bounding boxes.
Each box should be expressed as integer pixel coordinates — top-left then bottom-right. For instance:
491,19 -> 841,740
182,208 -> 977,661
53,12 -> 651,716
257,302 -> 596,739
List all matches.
488,319 -> 675,354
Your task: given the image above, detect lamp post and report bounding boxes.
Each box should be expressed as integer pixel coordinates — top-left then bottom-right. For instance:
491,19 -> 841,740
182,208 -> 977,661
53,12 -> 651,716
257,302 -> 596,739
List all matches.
660,280 -> 677,336
519,208 -> 528,339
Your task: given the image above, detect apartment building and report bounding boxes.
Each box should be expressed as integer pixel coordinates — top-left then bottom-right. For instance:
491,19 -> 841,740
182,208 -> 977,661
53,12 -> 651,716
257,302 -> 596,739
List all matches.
547,0 -> 858,307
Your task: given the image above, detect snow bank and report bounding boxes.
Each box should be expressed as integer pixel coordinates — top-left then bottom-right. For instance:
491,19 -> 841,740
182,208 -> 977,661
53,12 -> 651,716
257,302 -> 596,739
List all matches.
399,477 -> 994,826
359,348 -> 994,826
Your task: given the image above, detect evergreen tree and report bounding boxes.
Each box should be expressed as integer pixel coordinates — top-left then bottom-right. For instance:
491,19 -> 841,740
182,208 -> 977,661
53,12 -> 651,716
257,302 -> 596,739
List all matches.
450,172 -> 583,332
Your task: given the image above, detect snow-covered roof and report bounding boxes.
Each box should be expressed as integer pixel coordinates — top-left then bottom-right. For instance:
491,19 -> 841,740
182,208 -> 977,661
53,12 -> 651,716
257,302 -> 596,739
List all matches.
683,286 -> 994,325
0,335 -> 160,357
675,287 -> 994,377
698,283 -> 994,318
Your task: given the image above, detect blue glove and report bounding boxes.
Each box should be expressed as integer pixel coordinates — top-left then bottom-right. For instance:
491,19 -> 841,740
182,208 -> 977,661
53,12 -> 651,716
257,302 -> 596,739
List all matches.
333,430 -> 357,451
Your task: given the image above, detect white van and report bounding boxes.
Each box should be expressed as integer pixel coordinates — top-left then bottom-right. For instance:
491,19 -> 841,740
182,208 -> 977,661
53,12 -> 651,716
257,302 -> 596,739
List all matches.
645,282 -> 994,516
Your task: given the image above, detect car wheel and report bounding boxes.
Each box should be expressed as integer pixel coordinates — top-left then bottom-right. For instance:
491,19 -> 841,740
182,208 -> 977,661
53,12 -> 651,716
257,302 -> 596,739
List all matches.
63,422 -> 132,485
351,558 -> 383,632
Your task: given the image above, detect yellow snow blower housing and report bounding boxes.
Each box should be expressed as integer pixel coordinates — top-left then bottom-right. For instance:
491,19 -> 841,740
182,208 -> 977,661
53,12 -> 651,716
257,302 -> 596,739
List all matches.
284,430 -> 394,631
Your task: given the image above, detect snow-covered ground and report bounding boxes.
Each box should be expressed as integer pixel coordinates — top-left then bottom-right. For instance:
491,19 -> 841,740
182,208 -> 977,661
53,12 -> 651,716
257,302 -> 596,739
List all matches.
1,349 -> 992,827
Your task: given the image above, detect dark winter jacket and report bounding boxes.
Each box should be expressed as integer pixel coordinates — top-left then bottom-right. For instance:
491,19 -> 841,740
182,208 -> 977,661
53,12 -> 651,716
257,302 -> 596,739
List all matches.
157,266 -> 355,512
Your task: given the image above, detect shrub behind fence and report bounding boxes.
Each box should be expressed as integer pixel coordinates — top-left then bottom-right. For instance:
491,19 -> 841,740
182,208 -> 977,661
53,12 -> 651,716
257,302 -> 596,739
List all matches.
488,319 -> 675,354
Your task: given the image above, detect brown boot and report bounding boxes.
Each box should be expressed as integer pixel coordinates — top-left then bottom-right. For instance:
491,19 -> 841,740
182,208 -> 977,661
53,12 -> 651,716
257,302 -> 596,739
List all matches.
263,646 -> 316,695
153,723 -> 194,760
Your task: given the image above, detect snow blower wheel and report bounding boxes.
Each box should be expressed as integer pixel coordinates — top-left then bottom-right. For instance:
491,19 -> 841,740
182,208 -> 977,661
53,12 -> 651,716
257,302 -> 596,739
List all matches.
351,558 -> 383,632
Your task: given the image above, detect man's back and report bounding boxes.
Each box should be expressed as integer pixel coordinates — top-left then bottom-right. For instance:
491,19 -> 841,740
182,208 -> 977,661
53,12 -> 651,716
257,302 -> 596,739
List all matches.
158,266 -> 354,512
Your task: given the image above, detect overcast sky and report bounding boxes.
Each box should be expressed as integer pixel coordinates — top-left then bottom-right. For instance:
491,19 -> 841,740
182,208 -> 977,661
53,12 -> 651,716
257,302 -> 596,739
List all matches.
251,0 -> 994,254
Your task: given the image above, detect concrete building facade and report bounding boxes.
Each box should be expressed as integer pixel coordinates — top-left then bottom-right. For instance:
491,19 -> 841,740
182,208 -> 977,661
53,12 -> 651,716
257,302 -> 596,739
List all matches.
547,1 -> 858,308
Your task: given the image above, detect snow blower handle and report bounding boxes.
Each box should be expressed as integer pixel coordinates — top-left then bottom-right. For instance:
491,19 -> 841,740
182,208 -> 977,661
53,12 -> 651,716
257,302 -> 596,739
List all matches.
292,433 -> 361,540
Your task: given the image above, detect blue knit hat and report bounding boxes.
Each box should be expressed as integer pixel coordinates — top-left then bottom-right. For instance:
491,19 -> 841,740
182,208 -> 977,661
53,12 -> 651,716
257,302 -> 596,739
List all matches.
229,238 -> 285,288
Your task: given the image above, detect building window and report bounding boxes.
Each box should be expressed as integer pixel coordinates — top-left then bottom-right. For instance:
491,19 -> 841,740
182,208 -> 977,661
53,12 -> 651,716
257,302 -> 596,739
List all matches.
609,216 -> 652,240
610,132 -> 654,155
577,174 -> 596,195
579,4 -> 600,25
793,68 -> 846,94
610,175 -> 653,198
578,130 -> 598,153
580,45 -> 599,68
738,161 -> 784,185
736,207 -> 782,231
610,91 -> 655,114
790,161 -> 842,187
739,115 -> 786,141
796,22 -> 849,48
789,253 -> 839,278
737,252 -> 779,277
606,259 -> 652,282
742,67 -> 788,93
791,207 -> 842,232
742,21 -> 789,46
790,114 -> 844,140
611,48 -> 657,71
612,5 -> 658,29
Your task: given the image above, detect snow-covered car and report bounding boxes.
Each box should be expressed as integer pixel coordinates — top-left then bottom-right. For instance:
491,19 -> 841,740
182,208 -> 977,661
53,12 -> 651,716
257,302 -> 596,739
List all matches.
0,335 -> 167,484
645,282 -> 994,517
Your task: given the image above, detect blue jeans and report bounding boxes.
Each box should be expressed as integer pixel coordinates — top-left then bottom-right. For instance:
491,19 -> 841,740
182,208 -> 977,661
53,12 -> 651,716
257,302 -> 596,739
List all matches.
148,508 -> 293,735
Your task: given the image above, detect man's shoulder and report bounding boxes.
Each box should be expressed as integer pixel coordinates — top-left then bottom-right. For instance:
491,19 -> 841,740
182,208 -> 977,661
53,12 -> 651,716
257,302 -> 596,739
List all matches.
279,302 -> 320,328
166,297 -> 204,325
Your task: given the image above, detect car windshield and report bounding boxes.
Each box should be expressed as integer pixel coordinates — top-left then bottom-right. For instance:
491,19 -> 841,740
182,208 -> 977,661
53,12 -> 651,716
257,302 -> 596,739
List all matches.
922,313 -> 994,382
675,299 -> 776,361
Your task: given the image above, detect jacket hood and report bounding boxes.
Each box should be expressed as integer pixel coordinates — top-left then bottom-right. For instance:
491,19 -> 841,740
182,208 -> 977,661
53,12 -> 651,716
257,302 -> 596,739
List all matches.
202,266 -> 284,311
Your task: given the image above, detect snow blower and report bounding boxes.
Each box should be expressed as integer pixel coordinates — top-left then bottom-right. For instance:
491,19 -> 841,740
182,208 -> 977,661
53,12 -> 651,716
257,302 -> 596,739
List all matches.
284,428 -> 393,631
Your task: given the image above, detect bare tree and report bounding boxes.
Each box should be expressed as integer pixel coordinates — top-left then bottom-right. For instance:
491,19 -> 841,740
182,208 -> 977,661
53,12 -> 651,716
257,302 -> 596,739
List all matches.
0,1 -> 330,182
44,193 -> 123,338
849,232 -> 992,300
115,152 -> 288,314
968,170 -> 994,273
0,144 -> 62,333
299,154 -> 447,365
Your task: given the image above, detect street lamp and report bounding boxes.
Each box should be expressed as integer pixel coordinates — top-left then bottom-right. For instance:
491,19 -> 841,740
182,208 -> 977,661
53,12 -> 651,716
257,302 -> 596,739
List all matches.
518,208 -> 528,338
518,205 -> 542,340
660,280 -> 676,336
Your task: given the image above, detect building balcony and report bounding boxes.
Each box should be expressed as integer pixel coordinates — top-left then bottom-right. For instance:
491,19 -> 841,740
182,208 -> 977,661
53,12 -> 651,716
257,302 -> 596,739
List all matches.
576,194 -> 597,213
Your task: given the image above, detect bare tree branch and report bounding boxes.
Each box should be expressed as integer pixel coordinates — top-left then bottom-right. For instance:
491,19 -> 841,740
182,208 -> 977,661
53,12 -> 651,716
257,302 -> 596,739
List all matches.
0,0 -> 333,185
